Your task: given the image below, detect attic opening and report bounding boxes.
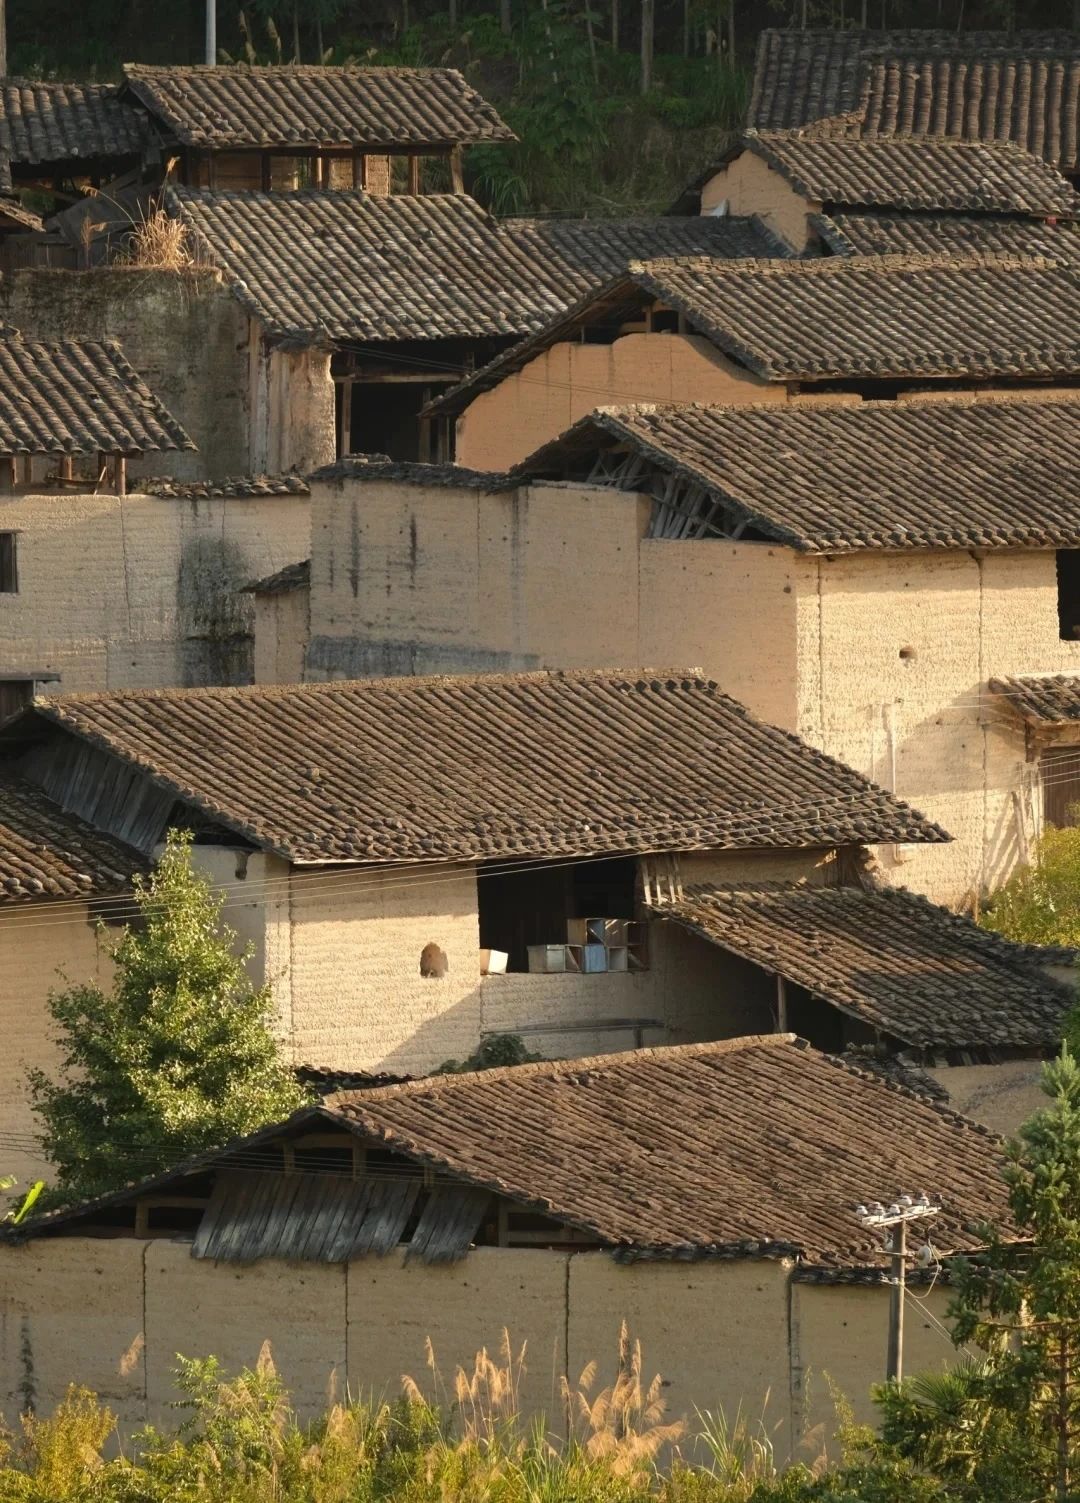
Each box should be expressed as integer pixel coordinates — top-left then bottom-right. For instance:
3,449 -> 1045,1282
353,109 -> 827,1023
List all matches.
337,380 -> 438,462
1057,550 -> 1080,641
333,346 -> 482,461
478,856 -> 639,973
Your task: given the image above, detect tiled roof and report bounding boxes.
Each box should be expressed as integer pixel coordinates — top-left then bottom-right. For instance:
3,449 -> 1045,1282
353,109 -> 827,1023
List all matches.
656,882 -> 1070,1050
328,1036 -> 1010,1265
746,131 -> 1080,215
16,1036 -> 1012,1270
141,474 -> 309,499
169,187 -> 568,344
167,188 -> 776,347
309,455 -> 511,488
0,329 -> 195,455
0,774 -> 146,904
122,63 -> 514,148
241,558 -> 310,595
620,253 -> 1080,381
749,29 -> 1080,171
501,213 -> 785,295
0,79 -> 147,165
15,669 -> 947,863
515,398 -> 1080,554
990,675 -> 1080,725
428,252 -> 1080,413
814,209 -> 1080,258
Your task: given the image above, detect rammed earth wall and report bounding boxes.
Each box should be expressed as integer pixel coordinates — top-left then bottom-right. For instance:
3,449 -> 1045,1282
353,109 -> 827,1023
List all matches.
0,1238 -> 956,1455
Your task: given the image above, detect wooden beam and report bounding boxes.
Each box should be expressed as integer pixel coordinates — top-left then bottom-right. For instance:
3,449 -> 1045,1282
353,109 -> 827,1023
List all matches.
114,455 -> 127,497
449,146 -> 464,194
353,153 -> 365,189
19,455 -> 32,486
775,974 -> 789,1032
58,453 -> 73,482
407,154 -> 421,195
338,377 -> 353,457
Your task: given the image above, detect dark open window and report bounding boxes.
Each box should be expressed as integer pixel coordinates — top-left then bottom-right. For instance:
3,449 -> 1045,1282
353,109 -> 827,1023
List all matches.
478,857 -> 637,973
1042,745 -> 1080,829
0,532 -> 16,593
1057,550 -> 1080,640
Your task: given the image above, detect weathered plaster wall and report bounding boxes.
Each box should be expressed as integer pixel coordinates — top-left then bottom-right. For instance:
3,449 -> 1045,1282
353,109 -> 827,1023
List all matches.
347,1248 -> 570,1424
0,489 -> 310,691
303,477 -> 800,725
453,334 -> 786,471
286,863 -> 483,1072
252,589 -> 310,685
698,151 -> 815,250
793,548 -> 1080,906
926,1060 -> 1048,1136
248,333 -> 337,477
567,1252 -> 794,1452
0,269 -> 249,480
281,860 -> 781,1073
792,1280 -> 956,1437
0,902 -> 111,1191
0,1239 -> 147,1431
0,1238 -> 963,1462
144,1242 -> 346,1425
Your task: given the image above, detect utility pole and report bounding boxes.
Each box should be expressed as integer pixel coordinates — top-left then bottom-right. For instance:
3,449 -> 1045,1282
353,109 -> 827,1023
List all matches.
854,1193 -> 941,1384
205,0 -> 216,66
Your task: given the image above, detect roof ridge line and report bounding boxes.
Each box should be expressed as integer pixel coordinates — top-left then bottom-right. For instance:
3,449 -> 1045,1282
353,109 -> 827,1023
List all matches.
35,666 -> 714,707
330,1033 -> 801,1103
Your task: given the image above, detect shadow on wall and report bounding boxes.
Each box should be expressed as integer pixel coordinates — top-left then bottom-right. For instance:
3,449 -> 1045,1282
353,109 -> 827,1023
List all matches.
178,535 -> 255,686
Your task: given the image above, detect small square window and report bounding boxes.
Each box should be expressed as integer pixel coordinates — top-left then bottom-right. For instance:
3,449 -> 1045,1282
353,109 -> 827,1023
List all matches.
0,533 -> 17,594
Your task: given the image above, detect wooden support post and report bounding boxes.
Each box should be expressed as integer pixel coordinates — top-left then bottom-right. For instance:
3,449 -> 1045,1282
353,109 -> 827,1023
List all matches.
408,154 -> 421,195
1,457 -> 15,491
353,153 -> 365,189
207,151 -> 217,189
59,453 -> 73,482
261,152 -> 271,191
314,154 -> 325,189
20,455 -> 32,486
886,1218 -> 907,1383
449,146 -> 464,194
113,455 -> 127,496
775,974 -> 788,1032
134,1201 -> 150,1238
338,378 -> 353,457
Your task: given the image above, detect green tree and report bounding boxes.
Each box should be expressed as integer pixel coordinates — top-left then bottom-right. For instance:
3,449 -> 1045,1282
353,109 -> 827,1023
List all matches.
877,1051 -> 1080,1502
980,824 -> 1080,949
29,829 -> 308,1206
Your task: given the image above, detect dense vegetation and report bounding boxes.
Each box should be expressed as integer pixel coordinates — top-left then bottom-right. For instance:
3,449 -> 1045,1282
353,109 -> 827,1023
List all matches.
6,0 -> 1080,214
980,823 -> 1080,952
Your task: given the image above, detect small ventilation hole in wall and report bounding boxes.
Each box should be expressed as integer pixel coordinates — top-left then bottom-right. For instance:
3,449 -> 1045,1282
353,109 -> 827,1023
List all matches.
899,646 -> 917,661
420,942 -> 448,978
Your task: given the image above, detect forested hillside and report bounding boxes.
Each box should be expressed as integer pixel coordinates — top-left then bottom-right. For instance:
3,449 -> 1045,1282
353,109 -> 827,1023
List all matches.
7,0 -> 1079,212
